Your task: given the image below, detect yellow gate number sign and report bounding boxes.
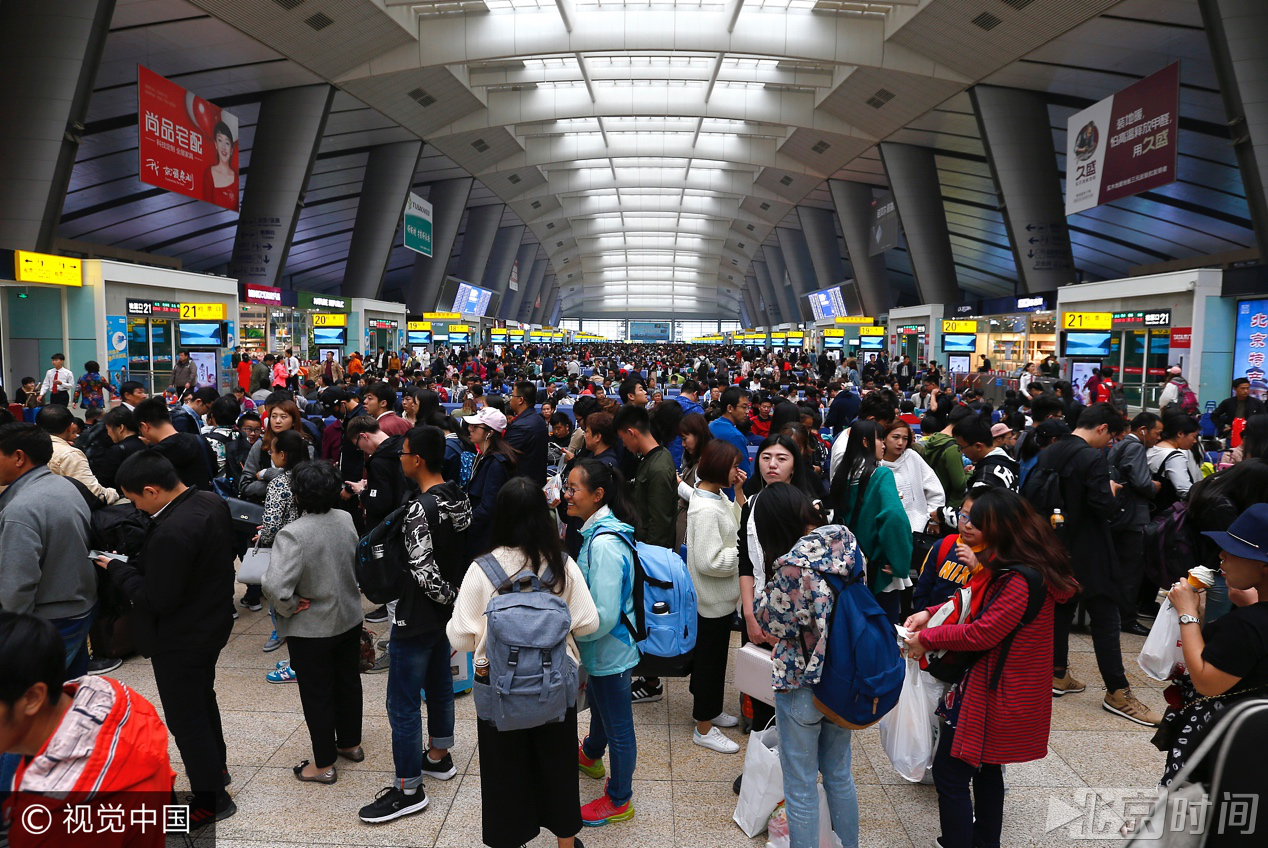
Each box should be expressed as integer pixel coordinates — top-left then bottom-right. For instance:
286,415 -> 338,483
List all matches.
180,303 -> 226,320
942,320 -> 977,334
1062,312 -> 1112,330
313,313 -> 348,327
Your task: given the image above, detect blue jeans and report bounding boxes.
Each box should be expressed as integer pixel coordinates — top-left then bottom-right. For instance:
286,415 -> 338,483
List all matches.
1205,573 -> 1232,624
386,628 -> 456,790
581,669 -> 637,807
773,687 -> 859,848
51,607 -> 96,679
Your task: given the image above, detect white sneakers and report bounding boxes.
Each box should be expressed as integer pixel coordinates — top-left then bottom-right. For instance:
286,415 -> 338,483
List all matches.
710,712 -> 739,728
693,726 -> 740,754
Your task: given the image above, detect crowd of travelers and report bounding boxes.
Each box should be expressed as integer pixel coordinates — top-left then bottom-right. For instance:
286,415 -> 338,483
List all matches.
2,340 -> 1266,848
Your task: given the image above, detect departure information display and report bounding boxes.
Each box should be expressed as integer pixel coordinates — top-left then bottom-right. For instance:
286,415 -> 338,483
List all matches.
807,286 -> 847,321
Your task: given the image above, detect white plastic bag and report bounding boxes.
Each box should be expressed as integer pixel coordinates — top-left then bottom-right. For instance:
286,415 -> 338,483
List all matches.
877,658 -> 935,782
764,786 -> 844,848
734,726 -> 784,837
1138,598 -> 1184,681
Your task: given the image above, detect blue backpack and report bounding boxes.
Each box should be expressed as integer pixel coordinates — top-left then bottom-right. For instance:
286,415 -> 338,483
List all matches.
812,549 -> 905,729
595,531 -> 697,677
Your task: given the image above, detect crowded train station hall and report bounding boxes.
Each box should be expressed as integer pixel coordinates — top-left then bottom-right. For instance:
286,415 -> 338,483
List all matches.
2,0 -> 1268,845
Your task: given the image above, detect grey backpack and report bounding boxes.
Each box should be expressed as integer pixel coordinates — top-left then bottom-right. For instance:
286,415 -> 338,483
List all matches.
473,553 -> 577,732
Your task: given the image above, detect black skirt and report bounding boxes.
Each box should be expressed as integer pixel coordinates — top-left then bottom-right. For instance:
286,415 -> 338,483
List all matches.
477,707 -> 582,847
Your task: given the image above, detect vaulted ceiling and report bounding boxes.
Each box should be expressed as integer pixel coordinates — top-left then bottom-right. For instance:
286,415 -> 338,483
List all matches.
56,0 -> 1256,321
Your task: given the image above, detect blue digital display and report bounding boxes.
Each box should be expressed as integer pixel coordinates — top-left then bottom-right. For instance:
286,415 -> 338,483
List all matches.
629,321 -> 671,342
178,322 -> 223,347
1063,331 -> 1112,357
941,333 -> 977,353
313,327 -> 347,346
452,282 -> 494,317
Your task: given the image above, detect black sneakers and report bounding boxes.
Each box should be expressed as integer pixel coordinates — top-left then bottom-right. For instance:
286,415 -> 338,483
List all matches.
364,605 -> 390,623
359,787 -> 429,823
421,750 -> 457,780
86,656 -> 123,676
631,677 -> 664,704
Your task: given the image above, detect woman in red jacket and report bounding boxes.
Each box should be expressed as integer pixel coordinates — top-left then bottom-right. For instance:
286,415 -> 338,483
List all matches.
903,488 -> 1078,848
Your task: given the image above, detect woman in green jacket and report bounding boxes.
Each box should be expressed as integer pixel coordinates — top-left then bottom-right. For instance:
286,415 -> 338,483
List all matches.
829,419 -> 913,623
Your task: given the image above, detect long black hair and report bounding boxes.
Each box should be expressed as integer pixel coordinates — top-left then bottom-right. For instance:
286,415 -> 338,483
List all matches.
745,432 -> 814,497
828,419 -> 882,515
488,477 -> 566,594
571,458 -> 637,526
753,482 -> 825,581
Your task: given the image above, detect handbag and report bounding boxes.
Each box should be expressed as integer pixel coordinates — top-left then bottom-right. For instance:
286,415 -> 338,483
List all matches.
236,540 -> 271,585
226,496 -> 264,528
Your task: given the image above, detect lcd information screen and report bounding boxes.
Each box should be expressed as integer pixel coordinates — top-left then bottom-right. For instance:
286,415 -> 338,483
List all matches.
807,286 -> 848,321
941,333 -> 977,354
313,327 -> 347,346
178,322 -> 224,347
451,282 -> 494,317
1062,331 -> 1112,357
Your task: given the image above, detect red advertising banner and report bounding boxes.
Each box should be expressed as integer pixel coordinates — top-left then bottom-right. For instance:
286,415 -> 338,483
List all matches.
137,65 -> 239,211
1065,62 -> 1179,215
1169,327 -> 1192,349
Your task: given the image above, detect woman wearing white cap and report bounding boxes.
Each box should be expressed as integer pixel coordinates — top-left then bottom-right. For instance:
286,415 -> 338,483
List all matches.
463,407 -> 521,559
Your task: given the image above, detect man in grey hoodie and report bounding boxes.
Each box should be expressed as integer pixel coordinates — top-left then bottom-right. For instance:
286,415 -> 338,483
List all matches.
0,423 -> 95,676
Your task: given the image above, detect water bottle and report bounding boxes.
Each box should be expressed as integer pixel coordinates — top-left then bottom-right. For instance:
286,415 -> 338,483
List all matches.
1050,508 -> 1065,532
652,601 -> 670,616
475,657 -> 490,685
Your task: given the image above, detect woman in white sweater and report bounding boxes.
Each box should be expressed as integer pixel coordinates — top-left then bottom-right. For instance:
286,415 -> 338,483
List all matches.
446,478 -> 599,848
881,419 -> 945,534
685,439 -> 747,754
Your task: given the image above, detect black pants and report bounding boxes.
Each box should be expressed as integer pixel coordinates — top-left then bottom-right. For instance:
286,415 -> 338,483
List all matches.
287,625 -> 364,770
477,708 -> 581,847
151,650 -> 228,803
690,613 -> 733,722
933,722 -> 1004,848
1053,594 -> 1128,691
49,391 -> 69,406
1112,529 -> 1145,622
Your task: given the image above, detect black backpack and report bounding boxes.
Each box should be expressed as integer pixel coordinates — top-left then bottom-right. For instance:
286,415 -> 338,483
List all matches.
1021,463 -> 1066,519
355,502 -> 411,604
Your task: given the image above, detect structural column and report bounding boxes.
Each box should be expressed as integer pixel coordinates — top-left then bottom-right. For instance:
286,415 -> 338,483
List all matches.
744,276 -> 768,327
342,140 -> 423,299
481,224 -> 526,315
829,180 -> 892,316
229,84 -> 334,287
775,226 -> 818,322
533,278 -> 557,325
1201,0 -> 1268,254
797,206 -> 850,303
752,260 -> 783,326
971,86 -> 1075,292
501,242 -> 539,321
518,257 -> 549,323
761,245 -> 801,327
408,177 -> 473,314
878,143 -> 961,305
454,204 -> 504,285
0,0 -> 115,251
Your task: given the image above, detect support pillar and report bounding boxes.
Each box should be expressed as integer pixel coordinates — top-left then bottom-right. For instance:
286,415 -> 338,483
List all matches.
829,180 -> 893,316
775,226 -> 818,322
341,140 -> 423,299
971,86 -> 1074,292
752,260 -> 783,326
229,84 -> 334,287
0,0 -> 115,251
878,143 -> 960,305
761,245 -> 801,327
501,243 -> 539,321
408,177 -> 473,313
481,225 -> 526,316
797,206 -> 849,305
744,276 -> 767,327
454,204 -> 503,284
519,258 -> 549,323
1201,0 -> 1268,254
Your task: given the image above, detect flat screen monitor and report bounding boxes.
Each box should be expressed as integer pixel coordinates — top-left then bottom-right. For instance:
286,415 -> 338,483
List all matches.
407,330 -> 432,345
313,327 -> 347,346
858,336 -> 883,351
178,322 -> 223,347
807,286 -> 848,322
451,282 -> 495,317
448,331 -> 470,346
1063,331 -> 1112,357
941,333 -> 977,353
629,321 -> 671,342
823,336 -> 844,349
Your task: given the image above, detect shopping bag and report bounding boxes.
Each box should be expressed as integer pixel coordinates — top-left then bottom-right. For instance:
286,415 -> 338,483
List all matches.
577,665 -> 589,714
733,726 -> 784,837
877,658 -> 935,782
764,786 -> 844,848
236,542 -> 271,585
1138,599 -> 1185,681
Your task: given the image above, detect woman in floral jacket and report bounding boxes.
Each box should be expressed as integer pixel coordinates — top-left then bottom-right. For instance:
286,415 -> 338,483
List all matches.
753,483 -> 858,848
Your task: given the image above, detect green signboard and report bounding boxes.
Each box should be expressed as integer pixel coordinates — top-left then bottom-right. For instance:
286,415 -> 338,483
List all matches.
404,192 -> 433,257
296,291 -> 348,311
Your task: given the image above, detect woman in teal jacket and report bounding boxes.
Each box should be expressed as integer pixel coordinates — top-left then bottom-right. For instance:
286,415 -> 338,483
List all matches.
829,419 -> 913,623
564,458 -> 640,829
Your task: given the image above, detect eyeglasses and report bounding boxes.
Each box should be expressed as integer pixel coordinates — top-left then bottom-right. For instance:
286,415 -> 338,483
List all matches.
561,485 -> 581,496
957,511 -> 973,526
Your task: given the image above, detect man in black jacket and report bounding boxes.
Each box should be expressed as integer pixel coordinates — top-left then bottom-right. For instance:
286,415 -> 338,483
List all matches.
503,380 -> 549,486
132,398 -> 214,490
1211,378 -> 1266,442
95,451 -> 236,825
359,425 -> 471,824
1033,403 -> 1161,727
1108,411 -> 1163,634
345,415 -> 414,531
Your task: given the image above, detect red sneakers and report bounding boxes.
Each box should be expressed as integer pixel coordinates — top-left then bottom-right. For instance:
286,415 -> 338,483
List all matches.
578,743 -> 606,779
580,792 -> 634,827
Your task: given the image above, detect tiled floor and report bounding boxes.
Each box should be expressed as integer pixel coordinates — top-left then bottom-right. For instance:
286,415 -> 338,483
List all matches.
112,599 -> 1169,847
